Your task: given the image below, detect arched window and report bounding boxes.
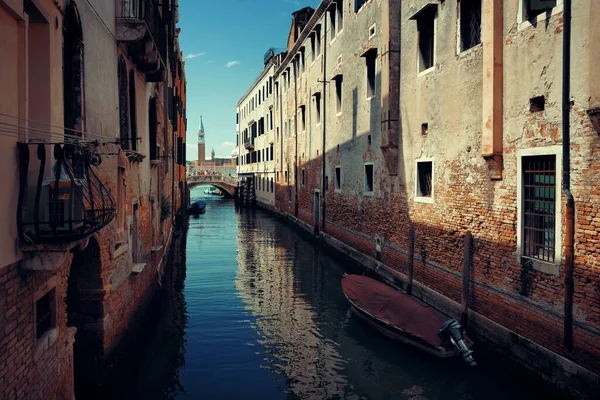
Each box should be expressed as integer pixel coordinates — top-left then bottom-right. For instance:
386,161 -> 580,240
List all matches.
63,2 -> 85,136
117,57 -> 129,149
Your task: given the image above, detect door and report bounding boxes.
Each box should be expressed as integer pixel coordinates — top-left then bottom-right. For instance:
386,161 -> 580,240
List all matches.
314,191 -> 320,233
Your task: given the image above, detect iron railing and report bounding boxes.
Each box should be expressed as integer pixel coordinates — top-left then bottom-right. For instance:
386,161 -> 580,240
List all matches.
17,142 -> 116,244
118,0 -> 167,74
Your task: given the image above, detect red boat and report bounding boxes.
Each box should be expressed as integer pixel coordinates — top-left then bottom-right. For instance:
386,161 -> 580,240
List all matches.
342,274 -> 476,365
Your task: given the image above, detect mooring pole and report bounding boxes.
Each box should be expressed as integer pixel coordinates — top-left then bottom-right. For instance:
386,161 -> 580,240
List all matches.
407,226 -> 415,295
461,231 -> 473,328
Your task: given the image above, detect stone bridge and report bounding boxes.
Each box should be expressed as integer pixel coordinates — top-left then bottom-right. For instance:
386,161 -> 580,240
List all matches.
187,175 -> 237,198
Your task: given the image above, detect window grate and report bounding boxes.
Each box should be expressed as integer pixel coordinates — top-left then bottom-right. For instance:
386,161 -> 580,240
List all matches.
522,155 -> 556,263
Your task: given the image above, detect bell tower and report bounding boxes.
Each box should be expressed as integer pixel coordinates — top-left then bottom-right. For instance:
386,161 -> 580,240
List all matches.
197,116 -> 205,165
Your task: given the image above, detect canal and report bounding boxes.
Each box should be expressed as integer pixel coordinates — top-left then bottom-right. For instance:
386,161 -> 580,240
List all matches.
114,186 -> 565,400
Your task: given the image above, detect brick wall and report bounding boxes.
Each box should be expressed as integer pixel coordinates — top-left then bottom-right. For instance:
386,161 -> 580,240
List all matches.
0,260 -> 75,399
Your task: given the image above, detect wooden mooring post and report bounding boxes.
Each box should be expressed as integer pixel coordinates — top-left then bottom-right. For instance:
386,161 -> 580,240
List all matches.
406,226 -> 415,295
461,231 -> 473,328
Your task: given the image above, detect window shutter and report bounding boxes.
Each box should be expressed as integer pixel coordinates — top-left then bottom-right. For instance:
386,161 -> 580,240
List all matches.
176,137 -> 183,165
530,0 -> 557,11
168,87 -> 174,121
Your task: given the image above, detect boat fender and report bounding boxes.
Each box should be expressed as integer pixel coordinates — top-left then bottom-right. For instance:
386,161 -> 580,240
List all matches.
439,319 -> 477,366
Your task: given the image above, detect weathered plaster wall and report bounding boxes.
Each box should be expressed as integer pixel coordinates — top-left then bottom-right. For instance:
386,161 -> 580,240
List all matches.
237,62 -> 277,206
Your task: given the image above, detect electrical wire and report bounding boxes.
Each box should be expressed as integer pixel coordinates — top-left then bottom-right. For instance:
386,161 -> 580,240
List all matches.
0,112 -> 118,142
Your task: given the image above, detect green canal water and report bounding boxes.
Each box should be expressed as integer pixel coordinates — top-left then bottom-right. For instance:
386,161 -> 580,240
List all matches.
110,186 -> 566,399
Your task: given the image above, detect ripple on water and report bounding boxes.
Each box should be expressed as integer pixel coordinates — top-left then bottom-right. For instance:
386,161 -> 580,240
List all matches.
121,195 -> 568,400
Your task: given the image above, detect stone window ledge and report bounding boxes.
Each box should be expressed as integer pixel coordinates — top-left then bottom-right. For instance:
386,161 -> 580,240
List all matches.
125,150 -> 146,163
414,196 -> 434,204
131,263 -> 147,275
113,244 -> 128,259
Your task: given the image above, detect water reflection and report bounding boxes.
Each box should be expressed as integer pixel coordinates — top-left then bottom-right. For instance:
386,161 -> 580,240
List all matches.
111,191 -> 565,400
232,208 -> 564,400
234,209 -> 351,399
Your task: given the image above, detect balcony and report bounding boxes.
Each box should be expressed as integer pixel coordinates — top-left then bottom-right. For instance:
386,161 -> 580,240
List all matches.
116,0 -> 167,82
17,142 -> 116,268
244,138 -> 255,151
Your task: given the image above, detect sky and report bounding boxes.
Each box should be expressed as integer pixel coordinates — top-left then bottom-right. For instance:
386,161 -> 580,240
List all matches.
179,0 -> 320,161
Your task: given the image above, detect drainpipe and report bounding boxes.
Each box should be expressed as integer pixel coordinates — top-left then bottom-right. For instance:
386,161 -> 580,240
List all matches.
294,56 -> 299,217
321,14 -> 327,230
562,0 -> 575,352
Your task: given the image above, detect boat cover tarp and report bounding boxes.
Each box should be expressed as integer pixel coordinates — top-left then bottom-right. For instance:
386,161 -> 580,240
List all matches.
342,274 -> 447,347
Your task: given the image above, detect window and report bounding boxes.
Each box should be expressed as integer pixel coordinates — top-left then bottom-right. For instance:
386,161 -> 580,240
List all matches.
118,58 -> 130,150
270,178 -> 274,192
335,166 -> 341,192
149,97 -> 158,160
417,7 -> 436,72
270,143 -> 274,161
310,33 -> 316,62
355,0 -> 368,12
416,160 -> 433,200
334,76 -> 343,114
314,93 -> 322,123
316,25 -> 322,55
366,52 -> 376,98
285,171 -> 289,183
524,0 -> 557,21
116,165 -> 127,243
269,108 -> 273,130
128,71 -> 138,151
302,168 -> 305,186
369,23 -> 376,39
459,0 -> 482,52
364,164 -> 374,193
522,155 -> 557,263
300,105 -> 306,131
329,7 -> 336,42
300,48 -> 305,73
337,0 -> 344,33
36,289 -> 56,339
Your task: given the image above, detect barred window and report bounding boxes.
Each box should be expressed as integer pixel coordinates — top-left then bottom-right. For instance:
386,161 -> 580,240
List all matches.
522,155 -> 556,263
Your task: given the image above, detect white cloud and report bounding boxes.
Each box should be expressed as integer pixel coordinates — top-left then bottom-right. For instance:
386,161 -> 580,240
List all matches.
226,60 -> 240,68
206,60 -> 215,64
185,52 -> 206,59
221,141 -> 235,147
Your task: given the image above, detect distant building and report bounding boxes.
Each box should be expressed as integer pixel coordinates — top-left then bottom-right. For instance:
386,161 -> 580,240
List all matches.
190,117 -> 237,176
235,47 -> 287,208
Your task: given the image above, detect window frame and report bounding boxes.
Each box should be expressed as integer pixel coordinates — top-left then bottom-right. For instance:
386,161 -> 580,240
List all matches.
334,75 -> 343,115
365,51 -> 377,99
516,146 -> 563,271
414,159 -> 434,204
335,165 -> 342,193
415,7 -> 437,76
457,0 -> 482,54
519,0 -> 562,30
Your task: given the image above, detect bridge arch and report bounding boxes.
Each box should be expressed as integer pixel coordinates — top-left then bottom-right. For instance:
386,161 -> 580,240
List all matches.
187,175 -> 237,198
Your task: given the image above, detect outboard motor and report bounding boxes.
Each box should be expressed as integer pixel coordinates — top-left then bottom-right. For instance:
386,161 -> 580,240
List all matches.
439,319 -> 477,366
